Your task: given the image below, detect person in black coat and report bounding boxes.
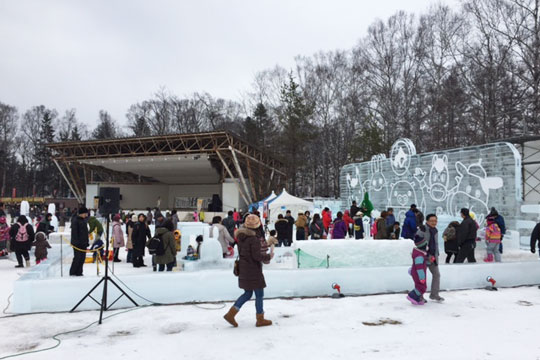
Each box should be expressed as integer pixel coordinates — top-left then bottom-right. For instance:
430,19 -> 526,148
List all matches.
10,215 -> 34,268
350,201 -> 360,221
69,207 -> 89,276
36,213 -> 54,237
530,222 -> 540,255
284,210 -> 295,247
132,213 -> 151,267
274,214 -> 289,246
455,208 -> 477,263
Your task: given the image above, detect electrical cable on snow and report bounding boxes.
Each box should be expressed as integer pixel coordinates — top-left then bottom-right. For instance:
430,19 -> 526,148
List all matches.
0,262 -> 231,358
106,265 -> 226,309
106,264 -> 163,305
0,306 -> 147,360
2,294 -> 12,315
194,303 -> 226,310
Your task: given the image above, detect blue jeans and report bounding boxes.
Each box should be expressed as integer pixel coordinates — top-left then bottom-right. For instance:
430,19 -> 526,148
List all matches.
234,289 -> 264,314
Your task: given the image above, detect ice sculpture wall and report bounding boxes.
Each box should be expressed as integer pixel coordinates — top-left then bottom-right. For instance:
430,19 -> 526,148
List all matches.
340,139 -> 522,229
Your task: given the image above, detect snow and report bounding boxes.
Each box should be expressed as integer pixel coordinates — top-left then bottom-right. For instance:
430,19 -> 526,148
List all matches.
2,235 -> 540,358
2,253 -> 540,360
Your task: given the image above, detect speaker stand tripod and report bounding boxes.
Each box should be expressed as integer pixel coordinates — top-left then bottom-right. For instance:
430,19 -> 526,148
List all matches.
70,215 -> 138,324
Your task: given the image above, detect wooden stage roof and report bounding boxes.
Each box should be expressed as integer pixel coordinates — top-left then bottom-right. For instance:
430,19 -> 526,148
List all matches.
47,131 -> 287,205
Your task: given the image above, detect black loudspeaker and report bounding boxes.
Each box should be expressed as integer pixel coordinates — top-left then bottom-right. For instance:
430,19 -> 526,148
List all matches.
208,194 -> 222,212
99,187 -> 120,215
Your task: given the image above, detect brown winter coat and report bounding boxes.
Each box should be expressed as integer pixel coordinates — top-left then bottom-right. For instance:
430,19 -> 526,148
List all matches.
126,223 -> 134,250
375,218 -> 389,239
295,215 -> 308,229
236,227 -> 271,290
33,232 -> 51,261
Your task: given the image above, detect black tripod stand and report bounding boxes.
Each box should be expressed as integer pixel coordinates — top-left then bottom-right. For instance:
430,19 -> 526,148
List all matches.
71,215 -> 138,324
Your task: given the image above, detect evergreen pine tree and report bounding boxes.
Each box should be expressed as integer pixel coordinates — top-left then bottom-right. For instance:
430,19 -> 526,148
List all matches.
92,110 -> 117,139
252,103 -> 274,147
131,116 -> 151,137
70,125 -> 82,141
279,73 -> 313,195
36,109 -> 57,195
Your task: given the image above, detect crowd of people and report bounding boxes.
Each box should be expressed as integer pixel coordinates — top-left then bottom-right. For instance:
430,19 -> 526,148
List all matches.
4,199 -> 540,323
400,204 -> 510,306
0,202 -> 54,268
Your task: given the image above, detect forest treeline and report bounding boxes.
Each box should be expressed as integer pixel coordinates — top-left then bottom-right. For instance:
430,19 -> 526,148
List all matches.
1,0 -> 539,199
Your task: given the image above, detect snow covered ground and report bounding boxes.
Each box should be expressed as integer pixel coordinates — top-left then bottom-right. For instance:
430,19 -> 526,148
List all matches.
2,254 -> 540,359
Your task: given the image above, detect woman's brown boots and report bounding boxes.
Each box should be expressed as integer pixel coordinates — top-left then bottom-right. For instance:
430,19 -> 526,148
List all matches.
224,308 -> 272,327
256,313 -> 272,327
223,307 -> 239,327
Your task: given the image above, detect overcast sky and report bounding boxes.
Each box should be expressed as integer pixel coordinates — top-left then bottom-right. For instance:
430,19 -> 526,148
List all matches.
0,0 -> 459,128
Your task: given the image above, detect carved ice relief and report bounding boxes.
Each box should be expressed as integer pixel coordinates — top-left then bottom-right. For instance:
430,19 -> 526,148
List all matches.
341,138 -> 511,227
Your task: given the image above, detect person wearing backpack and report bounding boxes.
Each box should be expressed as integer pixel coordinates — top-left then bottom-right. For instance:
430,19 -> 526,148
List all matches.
0,216 -> 10,257
152,220 -> 177,271
9,215 -> 34,268
484,216 -> 502,262
442,221 -> 459,263
489,207 -> 506,254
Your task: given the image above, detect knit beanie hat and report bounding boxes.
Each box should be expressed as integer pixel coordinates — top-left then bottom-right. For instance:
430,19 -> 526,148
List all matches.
78,207 -> 88,215
414,234 -> 428,248
244,214 -> 261,229
113,214 -> 121,221
131,214 -> 137,222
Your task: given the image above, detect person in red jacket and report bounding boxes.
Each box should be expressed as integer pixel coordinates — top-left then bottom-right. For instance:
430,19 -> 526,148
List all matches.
343,210 -> 354,238
322,208 -> 332,232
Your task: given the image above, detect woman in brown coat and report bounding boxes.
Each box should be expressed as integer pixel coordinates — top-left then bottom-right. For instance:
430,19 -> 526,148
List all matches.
224,214 -> 273,328
374,211 -> 389,239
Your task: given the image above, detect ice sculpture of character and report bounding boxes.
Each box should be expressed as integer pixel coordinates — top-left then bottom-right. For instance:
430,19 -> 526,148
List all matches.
429,155 -> 450,202
388,180 -> 419,224
390,138 -> 416,176
447,160 -> 503,224
369,154 -> 387,192
415,155 -> 450,202
346,166 -> 364,205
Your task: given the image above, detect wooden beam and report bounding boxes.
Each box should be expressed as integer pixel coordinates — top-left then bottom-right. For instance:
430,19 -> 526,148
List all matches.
54,160 -> 83,204
215,150 -> 251,208
245,158 -> 259,201
229,146 -> 253,204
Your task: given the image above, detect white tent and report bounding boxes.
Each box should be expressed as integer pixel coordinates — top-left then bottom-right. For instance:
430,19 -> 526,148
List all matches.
265,191 -> 278,202
268,189 -> 314,224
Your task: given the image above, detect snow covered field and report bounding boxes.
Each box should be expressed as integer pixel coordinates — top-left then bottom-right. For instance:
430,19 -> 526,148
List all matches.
2,255 -> 540,359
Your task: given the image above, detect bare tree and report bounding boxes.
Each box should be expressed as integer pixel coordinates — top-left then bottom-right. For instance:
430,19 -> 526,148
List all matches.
0,102 -> 18,197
